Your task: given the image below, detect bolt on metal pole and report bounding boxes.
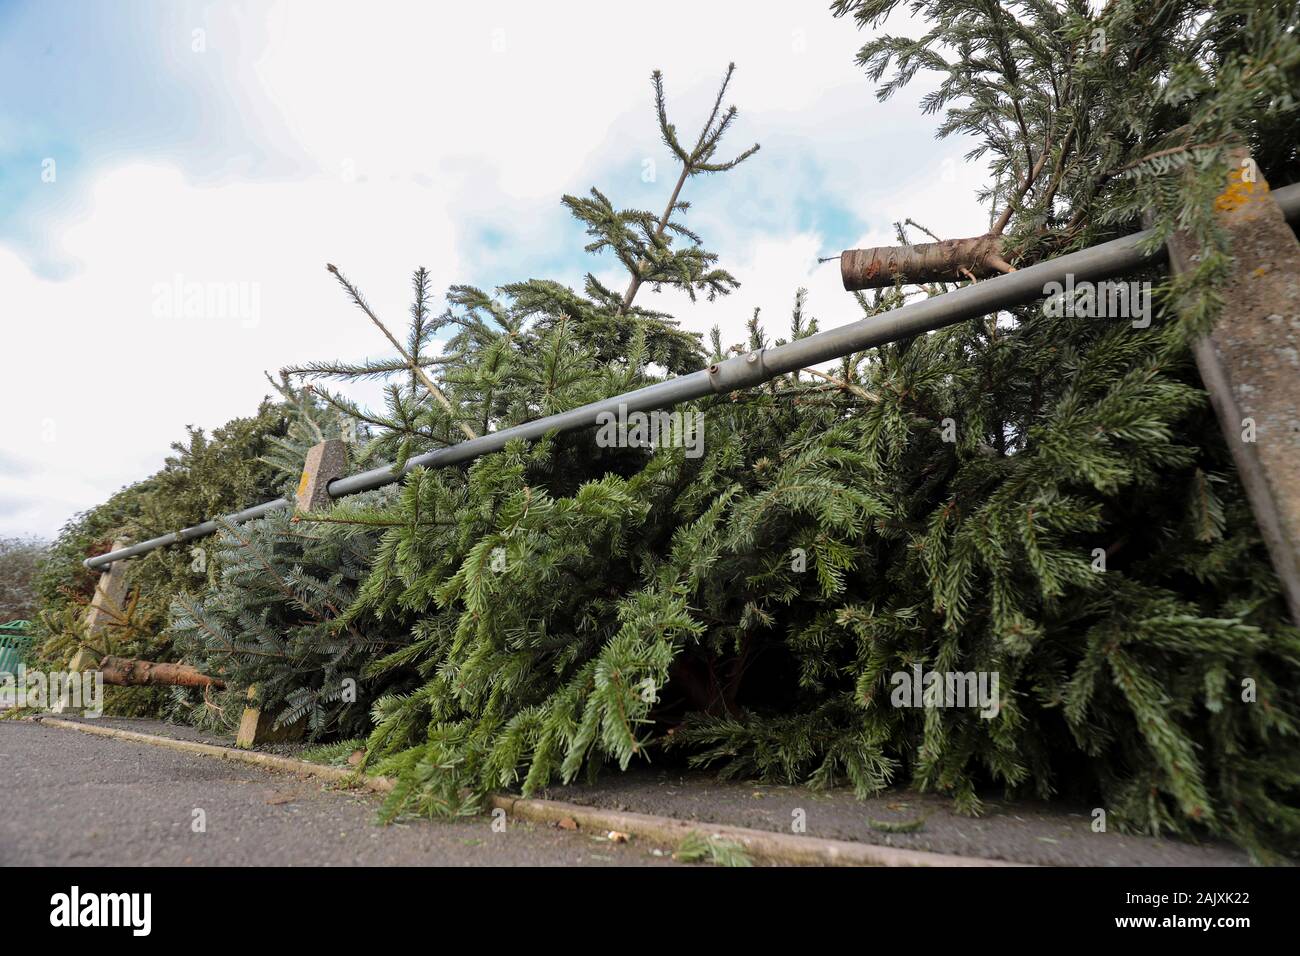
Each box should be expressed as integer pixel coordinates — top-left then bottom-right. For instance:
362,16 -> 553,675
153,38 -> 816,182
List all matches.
85,182 -> 1300,570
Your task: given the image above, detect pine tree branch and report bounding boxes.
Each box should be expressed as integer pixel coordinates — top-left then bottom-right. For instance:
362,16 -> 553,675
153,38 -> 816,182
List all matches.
799,367 -> 881,403
217,519 -> 328,624
616,65 -> 758,315
326,264 -> 479,440
172,593 -> 289,661
617,165 -> 690,315
989,145 -> 1051,238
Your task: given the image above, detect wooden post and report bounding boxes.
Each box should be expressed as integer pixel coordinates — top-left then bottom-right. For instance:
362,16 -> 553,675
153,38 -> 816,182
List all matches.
235,439 -> 347,747
1165,155 -> 1300,624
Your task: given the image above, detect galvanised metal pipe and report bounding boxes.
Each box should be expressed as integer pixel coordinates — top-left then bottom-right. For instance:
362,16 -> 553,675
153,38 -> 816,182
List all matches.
327,371 -> 718,497
84,498 -> 291,567
86,182 -> 1300,570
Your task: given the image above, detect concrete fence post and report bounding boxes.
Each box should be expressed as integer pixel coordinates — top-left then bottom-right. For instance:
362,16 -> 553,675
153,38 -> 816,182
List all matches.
69,538 -> 131,675
1165,155 -> 1300,625
56,539 -> 131,713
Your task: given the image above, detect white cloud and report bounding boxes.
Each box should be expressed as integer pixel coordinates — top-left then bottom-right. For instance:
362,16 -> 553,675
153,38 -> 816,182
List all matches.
0,163 -> 462,537
235,2 -> 885,194
0,1 -> 998,539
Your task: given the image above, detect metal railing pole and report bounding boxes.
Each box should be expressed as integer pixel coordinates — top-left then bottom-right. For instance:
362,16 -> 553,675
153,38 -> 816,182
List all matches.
84,499 -> 292,567
85,182 -> 1300,570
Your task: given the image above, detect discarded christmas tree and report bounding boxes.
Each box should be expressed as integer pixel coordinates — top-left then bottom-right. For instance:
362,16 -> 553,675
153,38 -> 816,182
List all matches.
158,8 -> 1299,859
164,377 -> 382,735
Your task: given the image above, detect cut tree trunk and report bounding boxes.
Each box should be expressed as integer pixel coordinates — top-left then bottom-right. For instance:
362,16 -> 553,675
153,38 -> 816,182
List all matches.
842,235 -> 1008,290
98,656 -> 225,690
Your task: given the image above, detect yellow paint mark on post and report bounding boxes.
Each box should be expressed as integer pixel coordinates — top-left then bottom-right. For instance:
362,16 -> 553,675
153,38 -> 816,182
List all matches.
1214,167 -> 1269,214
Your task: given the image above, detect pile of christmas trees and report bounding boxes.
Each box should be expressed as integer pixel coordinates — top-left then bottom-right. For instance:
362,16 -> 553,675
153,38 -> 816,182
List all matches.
30,382 -> 324,715
44,0 -> 1300,856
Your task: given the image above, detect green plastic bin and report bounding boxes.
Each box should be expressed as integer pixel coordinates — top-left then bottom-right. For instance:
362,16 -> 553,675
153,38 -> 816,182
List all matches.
0,620 -> 33,676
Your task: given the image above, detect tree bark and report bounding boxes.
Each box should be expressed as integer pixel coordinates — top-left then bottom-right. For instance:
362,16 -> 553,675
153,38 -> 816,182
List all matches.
98,656 -> 225,690
841,235 -> 1008,290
